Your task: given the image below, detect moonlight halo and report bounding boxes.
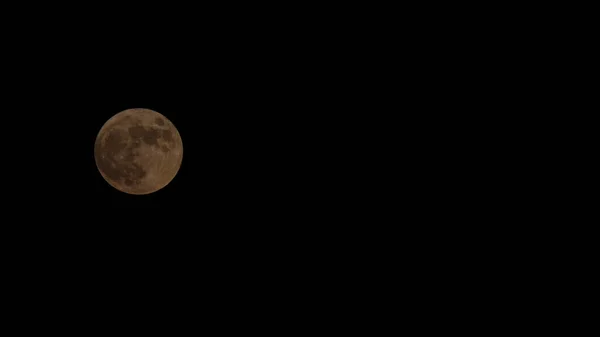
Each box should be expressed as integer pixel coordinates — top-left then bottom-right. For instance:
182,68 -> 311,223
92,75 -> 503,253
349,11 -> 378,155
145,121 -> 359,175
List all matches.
94,108 -> 183,195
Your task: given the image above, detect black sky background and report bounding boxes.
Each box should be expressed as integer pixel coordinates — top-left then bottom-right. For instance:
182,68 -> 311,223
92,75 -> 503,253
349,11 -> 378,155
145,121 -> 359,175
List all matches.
0,2 -> 531,327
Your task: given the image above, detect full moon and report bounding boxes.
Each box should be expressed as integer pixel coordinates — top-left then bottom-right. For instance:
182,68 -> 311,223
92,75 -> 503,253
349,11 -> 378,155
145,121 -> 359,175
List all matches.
94,108 -> 183,195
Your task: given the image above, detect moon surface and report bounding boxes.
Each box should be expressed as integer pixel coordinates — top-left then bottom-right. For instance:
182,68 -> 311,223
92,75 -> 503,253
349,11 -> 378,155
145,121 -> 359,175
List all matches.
94,108 -> 183,195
